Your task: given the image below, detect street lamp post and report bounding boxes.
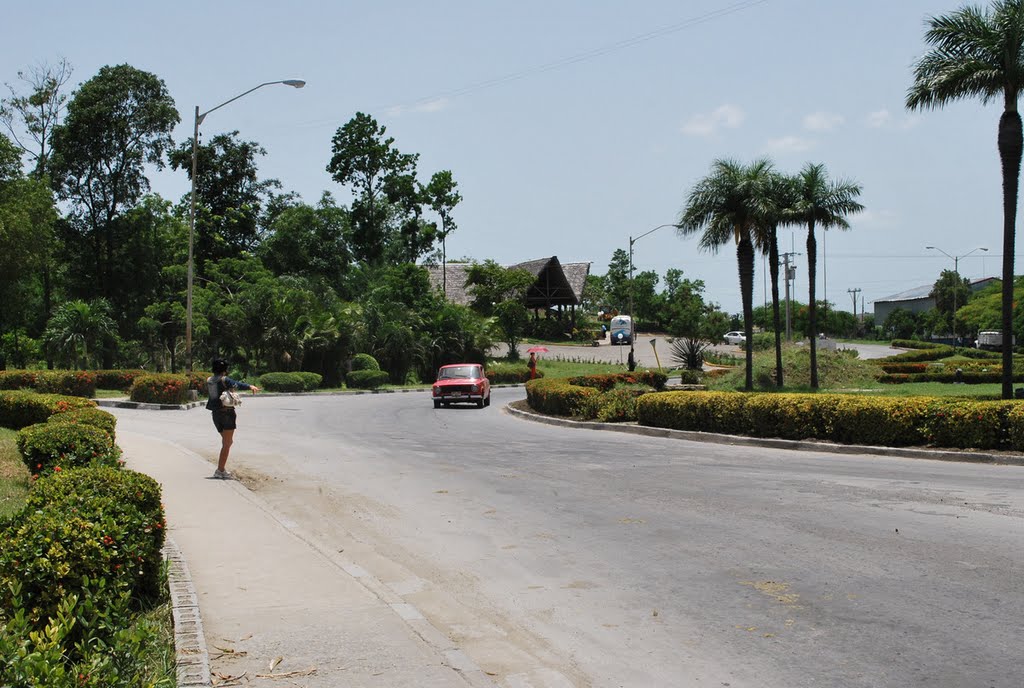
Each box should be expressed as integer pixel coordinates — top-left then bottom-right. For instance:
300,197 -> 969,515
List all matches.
925,245 -> 988,342
185,79 -> 305,372
628,224 -> 678,369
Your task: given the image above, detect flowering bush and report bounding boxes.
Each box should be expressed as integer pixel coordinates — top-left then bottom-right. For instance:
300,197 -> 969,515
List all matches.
47,407 -> 117,442
0,370 -> 96,397
568,371 -> 668,392
16,422 -> 118,476
93,369 -> 147,391
0,391 -> 95,430
128,373 -> 188,404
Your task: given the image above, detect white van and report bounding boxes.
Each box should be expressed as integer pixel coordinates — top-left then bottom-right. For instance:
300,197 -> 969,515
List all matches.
609,315 -> 634,345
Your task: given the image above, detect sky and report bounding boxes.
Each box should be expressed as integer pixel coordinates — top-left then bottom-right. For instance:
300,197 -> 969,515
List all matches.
1,0 -> 1012,316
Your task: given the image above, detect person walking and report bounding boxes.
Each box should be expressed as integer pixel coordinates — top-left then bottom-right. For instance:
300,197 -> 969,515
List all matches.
205,358 -> 260,479
528,351 -> 538,380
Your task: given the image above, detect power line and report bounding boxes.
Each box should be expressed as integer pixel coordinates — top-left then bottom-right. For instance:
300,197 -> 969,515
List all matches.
293,0 -> 769,129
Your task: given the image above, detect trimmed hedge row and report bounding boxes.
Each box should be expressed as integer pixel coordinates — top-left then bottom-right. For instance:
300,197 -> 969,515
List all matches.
17,422 -> 119,477
878,371 -> 1024,385
880,345 -> 954,363
0,370 -> 97,397
568,371 -> 668,392
525,377 -> 602,416
485,363 -> 541,384
47,406 -> 117,441
258,371 -> 323,392
129,373 -> 189,404
347,369 -> 390,389
889,339 -> 948,350
0,391 -> 96,429
636,391 -> 1024,450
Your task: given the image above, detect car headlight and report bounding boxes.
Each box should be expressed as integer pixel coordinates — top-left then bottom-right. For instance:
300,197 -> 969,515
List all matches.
432,386 -> 440,396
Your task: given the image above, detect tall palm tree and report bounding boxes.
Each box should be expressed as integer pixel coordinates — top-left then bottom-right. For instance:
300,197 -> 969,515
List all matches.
907,0 -> 1024,399
790,163 -> 863,389
754,173 -> 799,388
43,299 -> 116,369
678,158 -> 774,391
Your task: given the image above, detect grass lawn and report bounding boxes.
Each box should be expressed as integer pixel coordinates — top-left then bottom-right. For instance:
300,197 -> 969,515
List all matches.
0,427 -> 30,521
94,388 -> 129,398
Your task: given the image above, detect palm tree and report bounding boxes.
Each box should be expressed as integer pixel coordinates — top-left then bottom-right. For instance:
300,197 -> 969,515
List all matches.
790,163 -> 863,389
678,158 -> 774,391
44,299 -> 116,369
907,1 -> 1024,399
754,173 -> 799,387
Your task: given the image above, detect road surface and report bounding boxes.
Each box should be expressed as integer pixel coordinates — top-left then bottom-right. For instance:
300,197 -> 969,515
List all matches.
113,389 -> 1022,687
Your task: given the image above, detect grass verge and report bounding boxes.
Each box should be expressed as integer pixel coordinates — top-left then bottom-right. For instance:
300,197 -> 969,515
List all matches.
0,427 -> 30,521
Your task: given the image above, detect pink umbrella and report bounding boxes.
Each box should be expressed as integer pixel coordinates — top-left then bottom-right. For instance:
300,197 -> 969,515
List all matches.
526,346 -> 549,353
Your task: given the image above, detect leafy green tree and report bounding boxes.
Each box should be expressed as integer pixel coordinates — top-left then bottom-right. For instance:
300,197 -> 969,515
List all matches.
604,249 -> 631,312
169,131 -> 281,266
326,112 -> 422,266
631,270 -> 660,330
0,133 -> 58,363
494,300 -> 529,360
259,192 -> 351,294
789,163 -> 863,388
929,269 -> 971,335
678,158 -> 775,391
581,274 -> 608,313
464,260 -> 534,317
49,64 -> 179,312
44,299 -> 116,369
422,170 -> 461,297
882,308 -> 921,340
907,0 -> 1024,398
662,269 -> 707,337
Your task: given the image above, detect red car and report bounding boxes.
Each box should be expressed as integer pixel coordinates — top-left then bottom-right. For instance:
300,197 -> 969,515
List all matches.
432,364 -> 491,408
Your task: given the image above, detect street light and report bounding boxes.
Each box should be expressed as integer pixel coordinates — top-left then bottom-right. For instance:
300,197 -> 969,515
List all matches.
628,224 -> 678,369
925,245 -> 988,341
185,79 -> 305,372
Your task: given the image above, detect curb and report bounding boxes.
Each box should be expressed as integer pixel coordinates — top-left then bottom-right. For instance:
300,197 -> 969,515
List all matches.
163,537 -> 212,687
94,384 -> 525,410
504,403 -> 1024,467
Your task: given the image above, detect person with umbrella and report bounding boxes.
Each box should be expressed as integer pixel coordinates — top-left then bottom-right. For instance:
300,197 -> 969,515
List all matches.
525,345 -> 547,379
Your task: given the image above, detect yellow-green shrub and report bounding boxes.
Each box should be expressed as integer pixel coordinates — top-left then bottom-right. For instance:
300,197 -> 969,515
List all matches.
16,422 -> 118,476
525,377 -> 601,416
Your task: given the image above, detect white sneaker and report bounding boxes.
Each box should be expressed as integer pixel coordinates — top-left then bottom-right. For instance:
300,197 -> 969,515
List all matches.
212,469 -> 232,480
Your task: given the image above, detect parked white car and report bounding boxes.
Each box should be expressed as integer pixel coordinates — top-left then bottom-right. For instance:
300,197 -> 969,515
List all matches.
723,331 -> 746,345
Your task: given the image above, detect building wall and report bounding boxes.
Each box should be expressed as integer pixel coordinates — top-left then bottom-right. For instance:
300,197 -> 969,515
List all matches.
873,296 -> 934,325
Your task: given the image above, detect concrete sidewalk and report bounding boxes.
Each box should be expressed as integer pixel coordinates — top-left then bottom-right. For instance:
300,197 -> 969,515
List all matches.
118,431 -> 494,688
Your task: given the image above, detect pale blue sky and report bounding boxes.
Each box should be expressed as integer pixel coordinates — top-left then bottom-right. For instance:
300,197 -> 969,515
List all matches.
3,0 -> 1010,315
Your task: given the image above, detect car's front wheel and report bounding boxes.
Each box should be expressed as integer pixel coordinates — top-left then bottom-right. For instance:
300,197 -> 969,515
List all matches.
433,400 -> 441,409
484,394 -> 491,407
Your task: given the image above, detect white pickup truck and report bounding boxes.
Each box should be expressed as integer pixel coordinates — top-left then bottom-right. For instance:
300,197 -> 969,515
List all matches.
976,330 -> 1016,350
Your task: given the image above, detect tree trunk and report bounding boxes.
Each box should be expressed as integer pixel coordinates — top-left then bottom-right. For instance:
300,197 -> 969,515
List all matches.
737,233 -> 755,391
807,221 -> 819,389
998,109 -> 1022,399
769,227 -> 783,387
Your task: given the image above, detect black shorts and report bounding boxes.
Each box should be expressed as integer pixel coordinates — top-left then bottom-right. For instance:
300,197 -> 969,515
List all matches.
212,408 -> 237,433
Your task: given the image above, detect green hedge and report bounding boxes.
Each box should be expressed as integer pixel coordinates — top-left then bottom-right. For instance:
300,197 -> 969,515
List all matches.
16,422 -> 119,476
890,339 -> 949,350
635,391 -> 1023,451
347,369 -> 389,389
0,467 -> 167,675
259,371 -> 322,392
351,353 -> 381,371
525,377 -> 602,416
0,391 -> 96,430
485,363 -> 541,384
880,345 -> 954,363
128,373 -> 188,404
567,371 -> 668,392
93,369 -> 148,391
0,370 -> 97,397
47,407 -> 117,441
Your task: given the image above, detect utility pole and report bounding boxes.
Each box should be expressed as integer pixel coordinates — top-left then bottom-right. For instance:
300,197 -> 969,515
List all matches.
782,252 -> 800,341
848,288 -> 861,319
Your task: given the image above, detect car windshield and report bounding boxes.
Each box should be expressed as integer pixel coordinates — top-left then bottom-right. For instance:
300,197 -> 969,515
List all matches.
439,366 -> 479,380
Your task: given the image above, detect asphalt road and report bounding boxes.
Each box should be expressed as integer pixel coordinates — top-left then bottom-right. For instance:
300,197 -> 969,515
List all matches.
114,389 -> 1023,687
504,337 -> 901,369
